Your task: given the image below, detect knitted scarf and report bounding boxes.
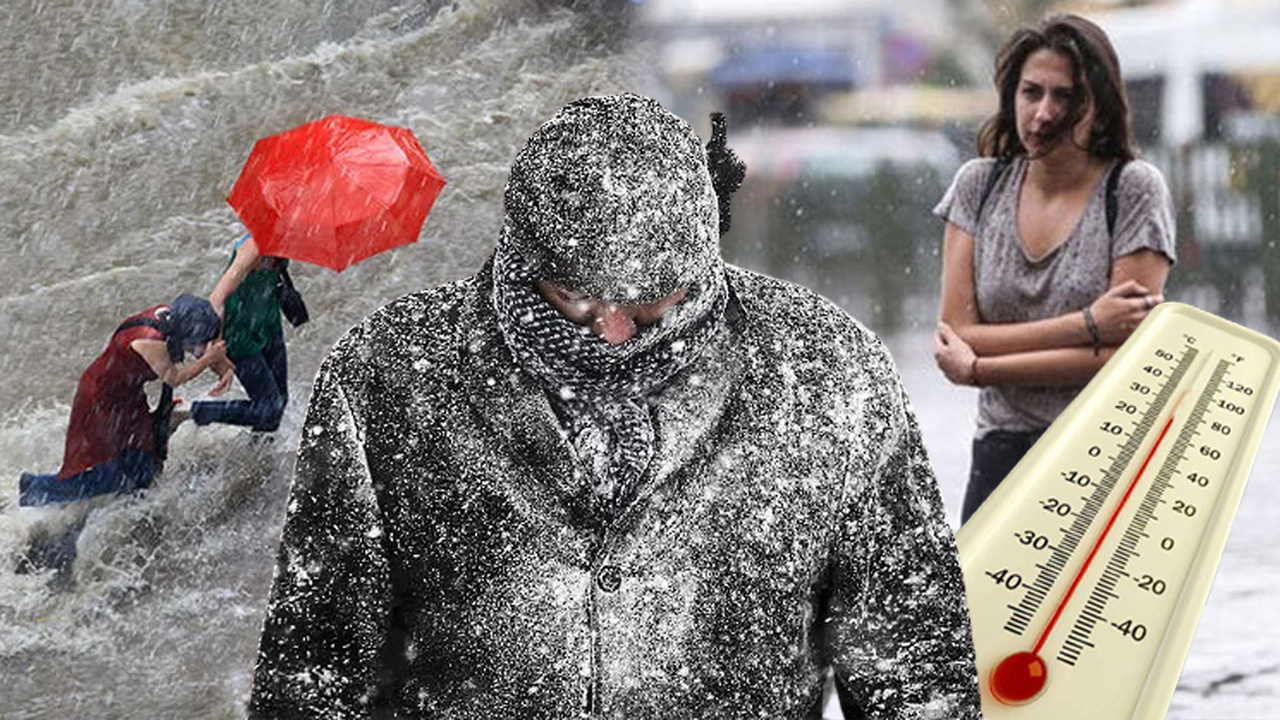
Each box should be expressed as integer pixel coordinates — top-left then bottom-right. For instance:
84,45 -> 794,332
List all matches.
492,242 -> 728,520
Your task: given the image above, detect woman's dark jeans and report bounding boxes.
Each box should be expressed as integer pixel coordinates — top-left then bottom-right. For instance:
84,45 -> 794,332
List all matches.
961,428 -> 1046,525
191,331 -> 288,432
19,449 -> 156,506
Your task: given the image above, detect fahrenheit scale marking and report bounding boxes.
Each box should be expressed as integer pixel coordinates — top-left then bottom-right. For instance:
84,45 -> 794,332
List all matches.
957,303 -> 1280,720
1060,360 -> 1229,667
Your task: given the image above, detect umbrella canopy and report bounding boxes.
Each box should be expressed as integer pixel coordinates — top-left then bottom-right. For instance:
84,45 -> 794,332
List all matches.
228,114 -> 446,272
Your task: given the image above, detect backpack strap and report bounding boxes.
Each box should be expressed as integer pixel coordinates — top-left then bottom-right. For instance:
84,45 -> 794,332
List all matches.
979,157 -> 1127,237
115,316 -> 165,336
1104,159 -> 1129,238
976,156 -> 1013,224
276,262 -> 310,327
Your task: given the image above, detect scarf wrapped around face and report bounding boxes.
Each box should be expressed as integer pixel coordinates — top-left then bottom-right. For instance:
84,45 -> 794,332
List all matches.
492,93 -> 730,521
492,240 -> 728,521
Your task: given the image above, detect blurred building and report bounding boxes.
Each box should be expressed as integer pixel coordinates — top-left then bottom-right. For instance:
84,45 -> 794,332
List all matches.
1083,0 -> 1280,145
1085,0 -> 1280,319
641,0 -> 984,126
638,0 -> 986,332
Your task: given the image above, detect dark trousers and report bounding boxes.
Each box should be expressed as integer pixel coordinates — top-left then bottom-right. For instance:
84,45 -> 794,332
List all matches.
960,429 -> 1046,525
19,448 -> 156,506
191,331 -> 288,432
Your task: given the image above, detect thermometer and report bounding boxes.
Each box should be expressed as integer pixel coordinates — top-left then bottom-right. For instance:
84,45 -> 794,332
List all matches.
956,302 -> 1280,720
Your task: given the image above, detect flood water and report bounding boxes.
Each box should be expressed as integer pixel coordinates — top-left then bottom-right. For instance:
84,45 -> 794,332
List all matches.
0,2 -> 647,717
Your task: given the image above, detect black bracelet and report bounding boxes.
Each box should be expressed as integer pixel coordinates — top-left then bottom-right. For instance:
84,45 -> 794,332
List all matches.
1083,307 -> 1102,356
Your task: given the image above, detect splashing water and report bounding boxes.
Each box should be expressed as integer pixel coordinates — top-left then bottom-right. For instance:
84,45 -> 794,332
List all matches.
0,2 -> 647,717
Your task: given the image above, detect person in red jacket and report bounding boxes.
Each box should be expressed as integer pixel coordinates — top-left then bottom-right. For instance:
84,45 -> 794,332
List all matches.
19,294 -> 232,506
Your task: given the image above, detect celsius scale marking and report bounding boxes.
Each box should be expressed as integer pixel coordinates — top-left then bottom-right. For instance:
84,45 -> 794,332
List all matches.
957,303 -> 1280,720
1000,345 -> 1197,640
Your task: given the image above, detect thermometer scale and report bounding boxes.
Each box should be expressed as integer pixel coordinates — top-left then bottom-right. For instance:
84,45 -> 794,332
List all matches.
956,302 -> 1280,719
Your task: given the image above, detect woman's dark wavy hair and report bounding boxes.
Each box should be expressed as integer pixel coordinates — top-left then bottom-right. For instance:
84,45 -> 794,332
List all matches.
977,14 -> 1137,162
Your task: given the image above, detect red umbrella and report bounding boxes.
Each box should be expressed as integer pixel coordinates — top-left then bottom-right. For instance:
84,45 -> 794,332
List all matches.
228,114 -> 446,272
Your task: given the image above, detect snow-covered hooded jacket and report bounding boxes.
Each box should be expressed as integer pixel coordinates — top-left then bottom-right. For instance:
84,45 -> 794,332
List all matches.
248,95 -> 980,719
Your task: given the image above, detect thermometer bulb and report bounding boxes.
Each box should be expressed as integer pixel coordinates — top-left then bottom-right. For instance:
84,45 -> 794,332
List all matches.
990,652 -> 1048,705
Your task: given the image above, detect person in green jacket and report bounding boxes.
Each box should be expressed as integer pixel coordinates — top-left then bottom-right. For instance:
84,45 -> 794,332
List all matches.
185,234 -> 290,432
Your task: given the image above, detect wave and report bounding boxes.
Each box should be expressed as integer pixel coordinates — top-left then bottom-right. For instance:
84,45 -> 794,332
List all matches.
0,1 -> 645,716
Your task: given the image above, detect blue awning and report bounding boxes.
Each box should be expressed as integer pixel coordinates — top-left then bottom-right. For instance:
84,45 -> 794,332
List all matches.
710,47 -> 857,88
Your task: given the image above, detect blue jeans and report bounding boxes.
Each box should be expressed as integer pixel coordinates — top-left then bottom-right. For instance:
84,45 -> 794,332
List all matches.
19,449 -> 156,506
961,429 -> 1046,525
191,331 -> 288,432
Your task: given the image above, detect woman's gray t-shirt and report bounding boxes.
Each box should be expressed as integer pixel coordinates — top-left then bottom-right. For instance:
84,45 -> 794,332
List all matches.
933,155 -> 1177,438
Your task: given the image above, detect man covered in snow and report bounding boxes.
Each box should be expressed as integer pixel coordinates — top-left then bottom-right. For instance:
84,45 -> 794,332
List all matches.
248,94 -> 980,719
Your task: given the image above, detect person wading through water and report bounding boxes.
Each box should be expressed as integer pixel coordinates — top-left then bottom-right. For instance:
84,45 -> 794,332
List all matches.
19,293 -> 230,506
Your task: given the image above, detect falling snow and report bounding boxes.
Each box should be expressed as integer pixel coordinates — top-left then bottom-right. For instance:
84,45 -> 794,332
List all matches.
249,94 -> 980,718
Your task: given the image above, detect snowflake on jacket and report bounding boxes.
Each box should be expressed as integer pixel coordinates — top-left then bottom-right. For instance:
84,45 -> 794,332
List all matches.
248,93 -> 979,719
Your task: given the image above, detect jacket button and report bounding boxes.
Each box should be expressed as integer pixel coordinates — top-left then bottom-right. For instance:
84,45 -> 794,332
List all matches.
596,564 -> 622,592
